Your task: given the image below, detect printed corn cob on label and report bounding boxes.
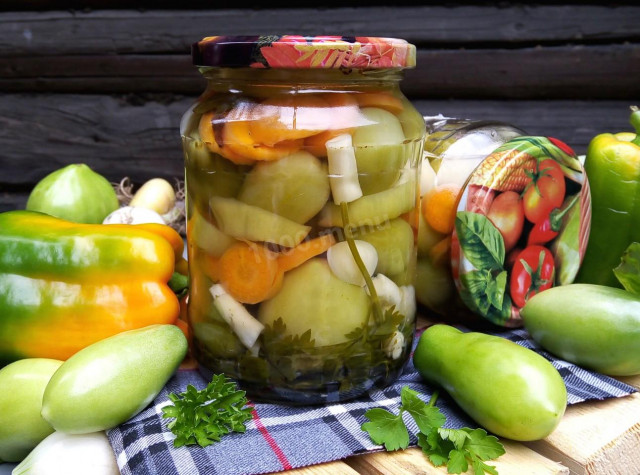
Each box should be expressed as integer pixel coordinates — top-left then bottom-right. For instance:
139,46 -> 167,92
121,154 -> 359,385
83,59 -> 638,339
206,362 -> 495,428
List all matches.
451,136 -> 591,327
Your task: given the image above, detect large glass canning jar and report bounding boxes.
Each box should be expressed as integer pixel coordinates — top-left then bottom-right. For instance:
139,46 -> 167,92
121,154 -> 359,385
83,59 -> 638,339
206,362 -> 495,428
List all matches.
181,36 -> 425,404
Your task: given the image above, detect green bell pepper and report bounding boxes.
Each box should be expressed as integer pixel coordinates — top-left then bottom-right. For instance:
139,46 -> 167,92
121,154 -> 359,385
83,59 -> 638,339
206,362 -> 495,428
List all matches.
577,106 -> 640,287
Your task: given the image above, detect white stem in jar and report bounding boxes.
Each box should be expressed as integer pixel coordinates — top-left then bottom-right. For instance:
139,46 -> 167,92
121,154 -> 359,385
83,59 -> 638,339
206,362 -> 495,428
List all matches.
325,133 -> 363,204
209,284 -> 265,350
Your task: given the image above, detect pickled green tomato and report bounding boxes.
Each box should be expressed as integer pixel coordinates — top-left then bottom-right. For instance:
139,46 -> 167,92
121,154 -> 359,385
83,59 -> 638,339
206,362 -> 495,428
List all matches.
183,136 -> 247,214
357,218 -> 415,284
352,107 -> 407,195
259,259 -> 370,346
415,259 -> 454,310
238,151 -> 330,224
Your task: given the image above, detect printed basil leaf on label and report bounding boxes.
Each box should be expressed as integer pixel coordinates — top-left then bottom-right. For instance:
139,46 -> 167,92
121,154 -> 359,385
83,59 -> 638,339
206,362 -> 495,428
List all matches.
455,212 -> 505,271
486,292 -> 512,324
486,270 -> 507,310
459,270 -> 494,314
458,269 -> 511,324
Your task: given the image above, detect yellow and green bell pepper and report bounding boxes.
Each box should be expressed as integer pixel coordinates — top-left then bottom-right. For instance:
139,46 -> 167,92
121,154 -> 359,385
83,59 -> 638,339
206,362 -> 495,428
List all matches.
577,106 -> 640,287
0,210 -> 185,365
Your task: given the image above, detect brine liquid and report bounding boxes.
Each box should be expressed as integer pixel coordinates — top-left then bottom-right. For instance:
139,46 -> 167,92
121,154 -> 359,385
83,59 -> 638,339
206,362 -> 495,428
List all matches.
182,87 -> 425,403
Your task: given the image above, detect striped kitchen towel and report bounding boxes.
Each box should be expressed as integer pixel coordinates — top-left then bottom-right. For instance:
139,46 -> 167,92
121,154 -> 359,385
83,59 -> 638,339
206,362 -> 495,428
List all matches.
107,327 -> 637,475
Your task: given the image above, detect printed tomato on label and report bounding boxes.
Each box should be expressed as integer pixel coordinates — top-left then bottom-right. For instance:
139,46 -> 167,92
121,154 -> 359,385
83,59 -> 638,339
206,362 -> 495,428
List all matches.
523,159 -> 566,224
486,191 -> 524,252
510,245 -> 555,308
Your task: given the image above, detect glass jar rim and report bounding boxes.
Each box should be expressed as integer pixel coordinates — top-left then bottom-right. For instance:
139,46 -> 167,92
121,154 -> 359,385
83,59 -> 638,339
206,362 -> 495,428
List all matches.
191,35 -> 416,70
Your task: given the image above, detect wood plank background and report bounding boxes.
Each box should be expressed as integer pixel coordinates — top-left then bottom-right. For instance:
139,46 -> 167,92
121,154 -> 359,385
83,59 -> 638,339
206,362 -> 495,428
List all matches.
1,2 -> 639,211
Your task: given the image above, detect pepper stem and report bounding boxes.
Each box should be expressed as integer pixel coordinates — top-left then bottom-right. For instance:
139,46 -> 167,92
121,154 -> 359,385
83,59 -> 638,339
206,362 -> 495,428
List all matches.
630,106 -> 640,147
550,193 -> 580,232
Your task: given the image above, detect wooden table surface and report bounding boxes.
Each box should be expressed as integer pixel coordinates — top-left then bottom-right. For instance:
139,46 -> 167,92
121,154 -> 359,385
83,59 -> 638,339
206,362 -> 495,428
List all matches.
270,315 -> 640,475
272,374 -> 640,475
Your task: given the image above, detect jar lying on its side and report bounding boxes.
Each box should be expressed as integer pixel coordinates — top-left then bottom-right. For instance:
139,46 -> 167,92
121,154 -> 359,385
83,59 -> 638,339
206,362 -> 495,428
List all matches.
416,117 -> 591,328
416,117 -> 526,321
181,36 -> 425,404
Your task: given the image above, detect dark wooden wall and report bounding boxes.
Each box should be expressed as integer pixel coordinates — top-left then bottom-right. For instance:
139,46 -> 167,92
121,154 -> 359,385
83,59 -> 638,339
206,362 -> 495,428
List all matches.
1,2 -> 639,211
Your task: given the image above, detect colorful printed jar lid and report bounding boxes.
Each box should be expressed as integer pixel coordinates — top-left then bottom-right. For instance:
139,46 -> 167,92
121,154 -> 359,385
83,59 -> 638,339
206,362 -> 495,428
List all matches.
450,136 -> 591,327
192,35 -> 416,69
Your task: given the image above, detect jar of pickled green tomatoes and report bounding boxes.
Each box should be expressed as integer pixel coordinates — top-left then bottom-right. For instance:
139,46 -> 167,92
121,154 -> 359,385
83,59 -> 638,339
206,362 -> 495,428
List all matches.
181,35 -> 425,404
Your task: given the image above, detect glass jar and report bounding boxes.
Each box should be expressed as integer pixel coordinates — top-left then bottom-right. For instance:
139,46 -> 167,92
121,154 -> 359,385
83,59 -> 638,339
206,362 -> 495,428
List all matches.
417,117 -> 526,322
181,36 -> 425,404
417,117 -> 590,328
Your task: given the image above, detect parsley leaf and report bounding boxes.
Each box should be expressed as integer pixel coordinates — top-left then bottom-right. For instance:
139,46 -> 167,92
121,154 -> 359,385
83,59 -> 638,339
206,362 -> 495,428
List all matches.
464,428 -> 506,461
361,408 -> 409,451
401,387 -> 445,434
362,386 -> 505,474
262,317 -> 316,355
162,374 -> 253,448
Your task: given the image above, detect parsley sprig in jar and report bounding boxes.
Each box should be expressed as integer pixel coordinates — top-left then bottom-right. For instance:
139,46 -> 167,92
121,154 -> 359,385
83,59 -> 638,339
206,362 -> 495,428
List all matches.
181,35 -> 425,404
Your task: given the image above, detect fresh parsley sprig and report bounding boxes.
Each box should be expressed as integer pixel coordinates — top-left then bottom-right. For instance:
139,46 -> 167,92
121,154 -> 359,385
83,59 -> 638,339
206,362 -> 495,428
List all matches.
162,374 -> 253,448
362,387 -> 505,474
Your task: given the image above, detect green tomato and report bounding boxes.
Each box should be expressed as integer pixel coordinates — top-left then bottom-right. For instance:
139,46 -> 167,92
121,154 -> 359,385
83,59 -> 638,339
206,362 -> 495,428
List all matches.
259,258 -> 370,347
41,324 -> 187,434
414,258 -> 454,310
356,218 -> 415,280
0,358 -> 63,462
413,324 -> 567,441
521,284 -> 640,376
26,164 -> 119,224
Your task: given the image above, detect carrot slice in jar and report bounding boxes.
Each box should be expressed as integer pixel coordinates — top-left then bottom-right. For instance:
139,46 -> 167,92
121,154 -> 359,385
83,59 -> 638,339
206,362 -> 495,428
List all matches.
278,233 -> 336,273
218,241 -> 284,304
354,92 -> 404,115
428,236 -> 452,268
198,111 -> 255,165
421,184 -> 462,234
249,94 -> 331,146
303,94 -> 359,157
224,119 -> 302,161
200,252 -> 222,282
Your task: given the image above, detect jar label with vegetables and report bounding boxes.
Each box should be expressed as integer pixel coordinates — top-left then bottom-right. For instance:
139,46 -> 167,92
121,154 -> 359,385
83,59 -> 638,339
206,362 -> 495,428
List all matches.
451,136 -> 591,327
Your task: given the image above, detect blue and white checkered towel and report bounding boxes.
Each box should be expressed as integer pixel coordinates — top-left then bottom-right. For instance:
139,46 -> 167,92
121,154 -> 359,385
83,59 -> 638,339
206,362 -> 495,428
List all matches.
107,327 -> 637,475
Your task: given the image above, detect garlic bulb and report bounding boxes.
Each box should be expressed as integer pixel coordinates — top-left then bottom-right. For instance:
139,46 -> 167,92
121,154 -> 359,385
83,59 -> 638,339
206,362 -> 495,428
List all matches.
102,206 -> 165,225
368,273 -> 402,307
327,240 -> 378,286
